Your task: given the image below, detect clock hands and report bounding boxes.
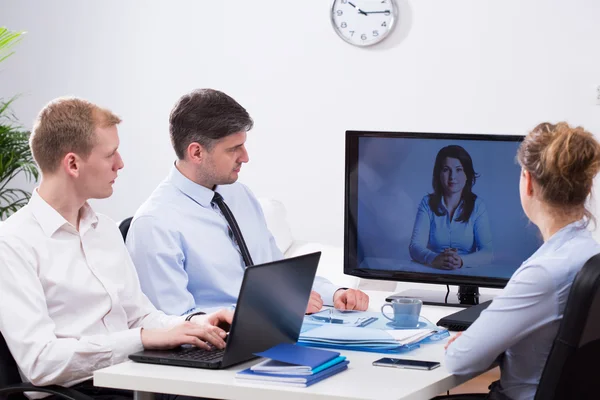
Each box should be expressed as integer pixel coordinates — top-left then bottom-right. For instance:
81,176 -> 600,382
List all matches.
347,2 -> 390,16
347,2 -> 368,16
362,10 -> 391,14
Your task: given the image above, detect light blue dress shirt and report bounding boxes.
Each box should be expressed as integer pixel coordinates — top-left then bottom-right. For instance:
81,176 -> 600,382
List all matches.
445,220 -> 600,400
409,194 -> 493,267
126,166 -> 339,315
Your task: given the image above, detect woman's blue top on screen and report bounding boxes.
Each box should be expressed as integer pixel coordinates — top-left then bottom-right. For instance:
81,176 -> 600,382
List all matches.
409,194 -> 493,267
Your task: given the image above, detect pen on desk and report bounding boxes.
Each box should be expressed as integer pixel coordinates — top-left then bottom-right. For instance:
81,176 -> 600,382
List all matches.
311,315 -> 345,324
357,317 -> 378,327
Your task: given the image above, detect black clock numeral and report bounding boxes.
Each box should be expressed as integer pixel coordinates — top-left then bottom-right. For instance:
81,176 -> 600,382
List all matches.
381,21 -> 387,27
361,34 -> 367,40
349,30 -> 355,36
341,0 -> 348,3
336,10 -> 343,16
385,10 -> 391,16
373,30 -> 379,37
341,22 -> 347,28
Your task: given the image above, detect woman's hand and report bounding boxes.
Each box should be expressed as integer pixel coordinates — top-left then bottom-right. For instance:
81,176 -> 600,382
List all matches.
445,332 -> 463,350
431,249 -> 463,270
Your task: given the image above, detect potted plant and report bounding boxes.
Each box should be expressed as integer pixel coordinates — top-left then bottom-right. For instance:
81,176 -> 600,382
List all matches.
0,27 -> 39,220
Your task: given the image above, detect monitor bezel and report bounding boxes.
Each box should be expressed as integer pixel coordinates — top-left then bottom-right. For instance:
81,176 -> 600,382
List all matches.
344,130 -> 526,289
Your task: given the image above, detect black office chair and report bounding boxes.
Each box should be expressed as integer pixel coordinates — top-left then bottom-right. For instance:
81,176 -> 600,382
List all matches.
432,253 -> 600,400
118,217 -> 133,242
0,333 -> 93,400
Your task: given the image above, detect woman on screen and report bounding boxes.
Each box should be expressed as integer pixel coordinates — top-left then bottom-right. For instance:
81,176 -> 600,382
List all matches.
408,145 -> 493,270
443,122 -> 600,400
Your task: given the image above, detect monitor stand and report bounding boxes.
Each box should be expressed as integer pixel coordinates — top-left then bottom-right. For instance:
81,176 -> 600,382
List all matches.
385,285 -> 493,308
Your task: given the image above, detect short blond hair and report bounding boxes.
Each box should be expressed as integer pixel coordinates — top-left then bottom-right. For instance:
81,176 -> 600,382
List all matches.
30,97 -> 122,173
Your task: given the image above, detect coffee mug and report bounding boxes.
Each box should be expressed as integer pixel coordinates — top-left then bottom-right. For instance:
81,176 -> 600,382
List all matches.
381,297 -> 422,328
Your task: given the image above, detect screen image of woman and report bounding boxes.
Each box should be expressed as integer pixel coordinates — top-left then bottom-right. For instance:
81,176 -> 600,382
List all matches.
408,145 -> 493,270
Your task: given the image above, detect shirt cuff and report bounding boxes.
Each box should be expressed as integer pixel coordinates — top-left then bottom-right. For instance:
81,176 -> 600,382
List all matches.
319,283 -> 342,307
424,251 -> 437,266
109,328 -> 144,363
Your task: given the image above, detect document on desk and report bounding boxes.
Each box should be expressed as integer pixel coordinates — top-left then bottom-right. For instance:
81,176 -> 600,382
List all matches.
300,326 -> 399,347
385,329 -> 438,346
306,309 -> 379,327
298,325 -> 442,352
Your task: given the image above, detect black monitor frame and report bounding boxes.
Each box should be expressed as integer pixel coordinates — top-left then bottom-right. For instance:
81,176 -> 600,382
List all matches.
344,130 -> 526,306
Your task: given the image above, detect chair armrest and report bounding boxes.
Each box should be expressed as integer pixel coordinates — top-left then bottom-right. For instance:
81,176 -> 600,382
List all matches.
0,383 -> 94,400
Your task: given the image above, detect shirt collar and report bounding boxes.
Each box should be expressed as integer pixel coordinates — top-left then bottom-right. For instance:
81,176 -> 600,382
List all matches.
440,197 -> 464,213
526,219 -> 587,261
168,164 -> 221,208
78,202 -> 99,234
29,189 -> 99,237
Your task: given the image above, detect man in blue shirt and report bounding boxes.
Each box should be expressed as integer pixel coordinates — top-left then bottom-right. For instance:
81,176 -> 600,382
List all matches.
126,89 -> 369,315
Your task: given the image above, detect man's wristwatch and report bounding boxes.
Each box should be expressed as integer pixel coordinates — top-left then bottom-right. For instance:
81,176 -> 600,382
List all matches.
185,311 -> 206,321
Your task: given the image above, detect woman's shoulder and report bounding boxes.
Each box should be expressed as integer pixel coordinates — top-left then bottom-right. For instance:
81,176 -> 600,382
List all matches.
517,233 -> 600,288
472,195 -> 488,211
419,194 -> 433,208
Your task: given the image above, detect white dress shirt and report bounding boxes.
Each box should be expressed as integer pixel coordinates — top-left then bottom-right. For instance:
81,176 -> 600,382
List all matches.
0,190 -> 183,397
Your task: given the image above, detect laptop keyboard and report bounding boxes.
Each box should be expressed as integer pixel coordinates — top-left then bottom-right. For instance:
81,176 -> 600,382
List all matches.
169,347 -> 225,362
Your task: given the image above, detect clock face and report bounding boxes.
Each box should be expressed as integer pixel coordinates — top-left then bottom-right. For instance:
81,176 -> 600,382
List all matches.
331,0 -> 397,47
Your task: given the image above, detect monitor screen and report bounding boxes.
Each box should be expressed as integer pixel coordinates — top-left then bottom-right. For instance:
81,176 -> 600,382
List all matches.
344,131 -> 543,289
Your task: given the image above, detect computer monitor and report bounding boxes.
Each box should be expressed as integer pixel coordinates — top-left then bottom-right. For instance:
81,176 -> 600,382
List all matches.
344,131 -> 543,306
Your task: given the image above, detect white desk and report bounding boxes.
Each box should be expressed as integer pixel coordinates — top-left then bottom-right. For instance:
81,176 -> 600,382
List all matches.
94,291 -> 473,400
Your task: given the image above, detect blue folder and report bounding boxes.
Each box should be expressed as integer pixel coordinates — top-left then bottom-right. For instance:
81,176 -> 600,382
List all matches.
252,356 -> 347,375
236,360 -> 349,387
253,343 -> 340,371
298,324 -> 450,353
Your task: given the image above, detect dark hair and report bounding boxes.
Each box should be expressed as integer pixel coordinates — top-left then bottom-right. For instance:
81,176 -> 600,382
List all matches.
169,89 -> 254,159
517,122 -> 600,222
429,145 -> 479,222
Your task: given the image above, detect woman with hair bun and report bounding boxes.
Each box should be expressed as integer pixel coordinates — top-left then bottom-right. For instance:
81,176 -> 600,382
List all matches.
442,122 -> 600,400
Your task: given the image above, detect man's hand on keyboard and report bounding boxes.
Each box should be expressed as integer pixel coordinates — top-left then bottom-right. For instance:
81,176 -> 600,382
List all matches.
194,309 -> 234,333
141,309 -> 232,350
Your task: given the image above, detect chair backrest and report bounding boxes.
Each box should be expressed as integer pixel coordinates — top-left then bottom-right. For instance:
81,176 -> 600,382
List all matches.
118,217 -> 133,242
0,332 -> 23,389
535,253 -> 600,400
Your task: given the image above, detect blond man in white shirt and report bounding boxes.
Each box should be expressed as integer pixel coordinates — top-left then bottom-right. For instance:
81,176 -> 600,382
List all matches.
0,98 -> 232,399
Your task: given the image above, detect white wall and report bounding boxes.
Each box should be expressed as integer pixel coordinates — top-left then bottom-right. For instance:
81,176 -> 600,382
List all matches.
2,0 -> 600,246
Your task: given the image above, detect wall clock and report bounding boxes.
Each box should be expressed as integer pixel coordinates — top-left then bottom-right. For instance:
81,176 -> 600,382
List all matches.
331,0 -> 397,47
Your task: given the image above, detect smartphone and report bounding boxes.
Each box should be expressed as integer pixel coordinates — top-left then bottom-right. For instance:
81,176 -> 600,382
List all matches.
372,357 -> 441,370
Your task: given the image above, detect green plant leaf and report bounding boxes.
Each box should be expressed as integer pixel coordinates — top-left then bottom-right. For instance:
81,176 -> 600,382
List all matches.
0,27 -> 25,63
0,27 -> 37,220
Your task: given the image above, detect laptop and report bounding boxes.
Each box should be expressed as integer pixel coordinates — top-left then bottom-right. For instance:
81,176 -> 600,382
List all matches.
129,252 -> 321,369
436,300 -> 492,331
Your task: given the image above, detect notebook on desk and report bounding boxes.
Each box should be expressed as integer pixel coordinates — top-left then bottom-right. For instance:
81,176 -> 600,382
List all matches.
436,300 -> 492,331
129,252 -> 321,369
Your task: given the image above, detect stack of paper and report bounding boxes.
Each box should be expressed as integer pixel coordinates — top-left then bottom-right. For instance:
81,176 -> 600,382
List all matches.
385,329 -> 439,346
236,344 -> 349,388
298,325 -> 439,352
